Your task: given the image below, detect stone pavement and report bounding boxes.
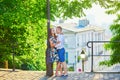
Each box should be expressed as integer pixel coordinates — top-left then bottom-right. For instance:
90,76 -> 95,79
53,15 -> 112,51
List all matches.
0,69 -> 120,80
0,69 -> 45,80
41,72 -> 120,80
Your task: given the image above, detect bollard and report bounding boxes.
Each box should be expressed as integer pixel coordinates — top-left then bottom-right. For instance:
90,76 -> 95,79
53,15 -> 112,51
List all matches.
5,60 -> 8,69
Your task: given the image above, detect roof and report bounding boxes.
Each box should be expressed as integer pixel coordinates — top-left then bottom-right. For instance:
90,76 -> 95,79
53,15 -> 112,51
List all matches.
55,23 -> 105,33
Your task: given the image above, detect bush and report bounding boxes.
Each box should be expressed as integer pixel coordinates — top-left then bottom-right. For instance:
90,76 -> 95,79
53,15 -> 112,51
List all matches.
21,63 -> 29,70
68,66 -> 74,71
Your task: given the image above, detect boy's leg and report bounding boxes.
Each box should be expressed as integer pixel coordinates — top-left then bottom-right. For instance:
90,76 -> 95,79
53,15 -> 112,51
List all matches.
62,62 -> 68,75
59,63 -> 63,75
57,48 -> 67,75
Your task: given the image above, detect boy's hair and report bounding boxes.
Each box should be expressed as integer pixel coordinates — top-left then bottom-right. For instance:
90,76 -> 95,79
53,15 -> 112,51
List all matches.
57,26 -> 62,31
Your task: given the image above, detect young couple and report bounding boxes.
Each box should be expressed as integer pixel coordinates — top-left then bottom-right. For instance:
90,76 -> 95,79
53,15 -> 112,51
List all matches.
49,26 -> 68,77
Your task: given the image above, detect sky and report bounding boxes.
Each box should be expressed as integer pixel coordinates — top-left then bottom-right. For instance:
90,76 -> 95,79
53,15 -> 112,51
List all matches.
84,4 -> 116,30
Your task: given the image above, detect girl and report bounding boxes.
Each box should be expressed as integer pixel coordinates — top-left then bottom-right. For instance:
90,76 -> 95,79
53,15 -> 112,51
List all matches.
49,28 -> 62,76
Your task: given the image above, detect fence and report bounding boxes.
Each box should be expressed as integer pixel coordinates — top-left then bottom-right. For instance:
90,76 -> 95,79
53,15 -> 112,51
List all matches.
85,41 -> 120,72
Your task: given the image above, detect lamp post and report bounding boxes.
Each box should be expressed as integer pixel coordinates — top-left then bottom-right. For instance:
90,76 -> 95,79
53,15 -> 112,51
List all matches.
80,49 -> 86,72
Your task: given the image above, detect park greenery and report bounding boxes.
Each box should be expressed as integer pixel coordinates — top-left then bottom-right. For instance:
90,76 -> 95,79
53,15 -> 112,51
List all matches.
0,0 -> 119,70
100,0 -> 120,66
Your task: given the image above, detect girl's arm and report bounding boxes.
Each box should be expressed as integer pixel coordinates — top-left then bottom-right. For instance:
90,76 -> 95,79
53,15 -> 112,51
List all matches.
49,39 -> 54,48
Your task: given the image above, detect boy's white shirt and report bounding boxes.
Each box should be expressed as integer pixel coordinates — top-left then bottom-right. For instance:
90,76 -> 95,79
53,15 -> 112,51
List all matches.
55,34 -> 64,49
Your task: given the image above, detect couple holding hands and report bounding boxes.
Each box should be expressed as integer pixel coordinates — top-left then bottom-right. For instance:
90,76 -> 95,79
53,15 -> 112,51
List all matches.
49,26 -> 68,77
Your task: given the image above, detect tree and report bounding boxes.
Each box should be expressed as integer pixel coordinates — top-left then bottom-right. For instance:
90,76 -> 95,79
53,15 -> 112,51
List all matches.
99,0 -> 120,66
0,0 -> 47,70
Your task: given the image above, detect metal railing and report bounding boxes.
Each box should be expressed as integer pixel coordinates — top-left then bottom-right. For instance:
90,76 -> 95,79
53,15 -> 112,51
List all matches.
87,41 -> 120,72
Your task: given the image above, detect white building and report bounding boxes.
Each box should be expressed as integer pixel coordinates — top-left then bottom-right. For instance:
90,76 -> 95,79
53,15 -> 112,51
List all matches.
55,19 -> 105,72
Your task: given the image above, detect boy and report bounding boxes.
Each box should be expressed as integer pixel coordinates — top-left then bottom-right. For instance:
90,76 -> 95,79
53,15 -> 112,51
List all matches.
55,26 -> 68,77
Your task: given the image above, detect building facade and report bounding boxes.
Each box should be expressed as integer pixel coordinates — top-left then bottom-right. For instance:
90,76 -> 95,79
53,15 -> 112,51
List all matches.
55,20 -> 105,72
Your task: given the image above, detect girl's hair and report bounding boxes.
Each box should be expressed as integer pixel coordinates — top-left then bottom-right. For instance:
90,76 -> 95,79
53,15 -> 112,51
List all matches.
50,28 -> 57,39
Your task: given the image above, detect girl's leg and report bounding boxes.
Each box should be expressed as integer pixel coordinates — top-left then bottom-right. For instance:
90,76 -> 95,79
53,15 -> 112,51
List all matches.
55,62 -> 62,76
55,62 -> 63,76
55,62 -> 59,76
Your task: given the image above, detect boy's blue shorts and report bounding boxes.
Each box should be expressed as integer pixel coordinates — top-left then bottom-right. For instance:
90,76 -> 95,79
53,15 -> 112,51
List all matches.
57,48 -> 65,62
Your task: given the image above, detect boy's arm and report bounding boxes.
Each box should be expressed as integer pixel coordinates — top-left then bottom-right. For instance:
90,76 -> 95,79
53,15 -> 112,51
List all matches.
55,36 -> 62,48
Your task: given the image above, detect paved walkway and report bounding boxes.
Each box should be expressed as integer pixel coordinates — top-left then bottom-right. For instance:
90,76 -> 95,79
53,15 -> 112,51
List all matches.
0,69 -> 120,80
41,72 -> 120,80
0,69 -> 45,80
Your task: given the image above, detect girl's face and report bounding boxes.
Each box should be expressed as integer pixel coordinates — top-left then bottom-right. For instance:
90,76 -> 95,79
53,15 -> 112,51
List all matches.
51,28 -> 55,34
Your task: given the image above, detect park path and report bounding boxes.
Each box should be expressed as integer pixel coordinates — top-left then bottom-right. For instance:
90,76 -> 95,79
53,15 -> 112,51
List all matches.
0,68 -> 120,80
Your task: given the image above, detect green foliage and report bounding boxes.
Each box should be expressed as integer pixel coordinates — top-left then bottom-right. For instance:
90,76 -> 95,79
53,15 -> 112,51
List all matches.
100,1 -> 120,66
99,60 -> 112,67
105,0 -> 120,14
50,0 -> 94,19
0,0 -> 47,70
68,66 -> 74,71
20,54 -> 46,70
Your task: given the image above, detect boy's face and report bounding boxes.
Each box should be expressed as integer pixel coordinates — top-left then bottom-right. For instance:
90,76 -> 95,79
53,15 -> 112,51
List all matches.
56,28 -> 60,34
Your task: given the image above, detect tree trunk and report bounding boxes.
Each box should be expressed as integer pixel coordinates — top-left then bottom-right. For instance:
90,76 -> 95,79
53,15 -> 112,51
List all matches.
46,0 -> 53,76
46,48 -> 53,76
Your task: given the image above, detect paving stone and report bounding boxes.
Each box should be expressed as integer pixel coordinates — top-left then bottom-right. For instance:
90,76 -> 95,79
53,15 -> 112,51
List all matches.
108,74 -> 114,78
114,78 -> 120,80
1,69 -> 120,80
103,75 -> 109,80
